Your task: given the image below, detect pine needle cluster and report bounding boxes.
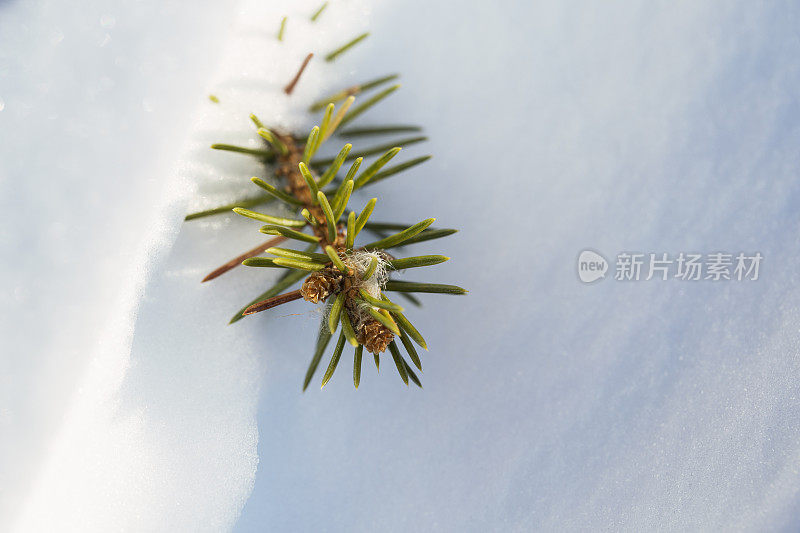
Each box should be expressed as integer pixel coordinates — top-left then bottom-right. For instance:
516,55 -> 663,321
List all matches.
186,23 -> 466,389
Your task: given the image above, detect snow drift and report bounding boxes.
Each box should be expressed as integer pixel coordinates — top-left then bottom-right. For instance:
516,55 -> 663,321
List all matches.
3,0 -> 800,532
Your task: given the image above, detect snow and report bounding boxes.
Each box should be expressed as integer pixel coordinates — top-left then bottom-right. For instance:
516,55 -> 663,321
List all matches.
4,0 -> 800,531
2,0 -> 368,530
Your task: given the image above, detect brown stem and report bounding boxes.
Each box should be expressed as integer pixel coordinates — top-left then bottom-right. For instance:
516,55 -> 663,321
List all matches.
243,289 -> 303,315
202,235 -> 288,282
284,53 -> 313,95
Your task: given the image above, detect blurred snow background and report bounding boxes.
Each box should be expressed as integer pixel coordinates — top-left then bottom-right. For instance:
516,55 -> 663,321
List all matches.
4,0 -> 800,531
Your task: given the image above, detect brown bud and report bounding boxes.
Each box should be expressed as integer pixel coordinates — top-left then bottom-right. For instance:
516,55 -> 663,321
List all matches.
357,317 -> 394,354
301,272 -> 336,303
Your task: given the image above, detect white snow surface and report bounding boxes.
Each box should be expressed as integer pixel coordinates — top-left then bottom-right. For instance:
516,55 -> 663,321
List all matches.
4,0 -> 800,531
1,0 -> 368,531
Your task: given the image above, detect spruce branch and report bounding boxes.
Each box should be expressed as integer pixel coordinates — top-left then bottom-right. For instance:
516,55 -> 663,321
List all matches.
187,31 -> 465,388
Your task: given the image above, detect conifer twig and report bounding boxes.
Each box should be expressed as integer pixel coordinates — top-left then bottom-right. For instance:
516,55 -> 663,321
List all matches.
192,42 -> 466,388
